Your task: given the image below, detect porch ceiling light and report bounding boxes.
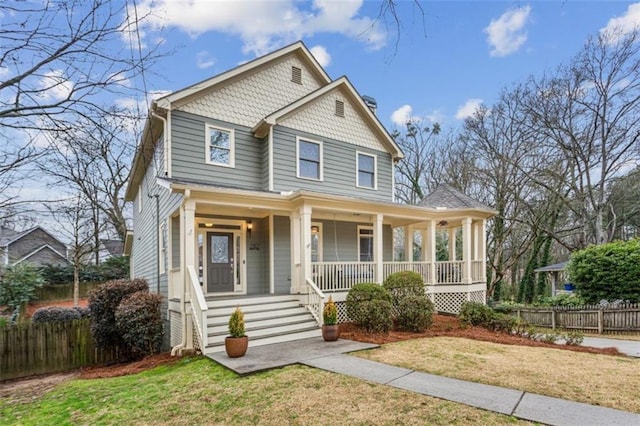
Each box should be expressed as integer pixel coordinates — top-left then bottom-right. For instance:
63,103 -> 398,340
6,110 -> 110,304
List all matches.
204,223 -> 213,227
311,225 -> 319,233
247,221 -> 253,238
438,220 -> 448,227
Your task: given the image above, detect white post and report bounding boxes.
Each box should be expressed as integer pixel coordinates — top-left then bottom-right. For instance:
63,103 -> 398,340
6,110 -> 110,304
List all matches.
269,213 -> 275,294
300,205 -> 312,293
375,214 -> 384,283
404,225 -> 413,261
473,221 -> 480,261
480,219 -> 487,281
290,209 -> 300,293
427,220 -> 437,285
462,218 -> 472,284
448,228 -> 457,261
183,200 -> 196,349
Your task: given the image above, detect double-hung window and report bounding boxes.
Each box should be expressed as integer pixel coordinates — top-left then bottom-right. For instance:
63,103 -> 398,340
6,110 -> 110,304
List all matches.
206,125 -> 234,167
297,138 -> 322,180
357,152 -> 376,189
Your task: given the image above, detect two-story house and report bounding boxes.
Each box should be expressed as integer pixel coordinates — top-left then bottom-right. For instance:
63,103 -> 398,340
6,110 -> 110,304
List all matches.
0,226 -> 69,267
125,41 -> 494,356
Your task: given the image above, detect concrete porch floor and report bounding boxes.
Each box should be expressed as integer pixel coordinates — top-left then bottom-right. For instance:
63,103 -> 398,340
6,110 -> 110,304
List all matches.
207,337 -> 378,375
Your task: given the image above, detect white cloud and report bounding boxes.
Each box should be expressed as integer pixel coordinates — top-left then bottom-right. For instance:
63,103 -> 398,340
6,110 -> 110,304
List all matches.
600,3 -> 640,43
484,5 -> 531,57
425,109 -> 445,125
136,0 -> 386,56
196,51 -> 216,69
38,70 -> 73,101
391,104 -> 418,126
455,98 -> 483,120
310,45 -> 331,67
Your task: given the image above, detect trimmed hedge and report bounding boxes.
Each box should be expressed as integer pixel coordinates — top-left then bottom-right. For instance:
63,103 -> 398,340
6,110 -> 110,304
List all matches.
568,239 -> 640,303
88,278 -> 149,350
357,299 -> 393,333
382,271 -> 425,315
115,292 -> 163,360
345,282 -> 391,327
31,306 -> 88,323
458,302 -> 494,327
397,295 -> 434,332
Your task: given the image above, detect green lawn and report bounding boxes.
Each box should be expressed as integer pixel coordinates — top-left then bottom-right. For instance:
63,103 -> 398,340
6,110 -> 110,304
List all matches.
0,356 -> 528,425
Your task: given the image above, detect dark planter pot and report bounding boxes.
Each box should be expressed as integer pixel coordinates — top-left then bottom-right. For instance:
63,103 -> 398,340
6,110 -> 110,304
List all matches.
225,336 -> 248,358
322,325 -> 340,342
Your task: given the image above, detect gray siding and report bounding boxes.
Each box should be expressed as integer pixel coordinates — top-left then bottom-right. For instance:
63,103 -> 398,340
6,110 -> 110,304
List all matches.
246,216 -> 269,295
272,126 -> 394,202
318,220 -> 393,262
261,135 -> 269,190
8,228 -> 67,265
171,215 -> 180,269
171,110 -> 264,190
273,215 -> 291,294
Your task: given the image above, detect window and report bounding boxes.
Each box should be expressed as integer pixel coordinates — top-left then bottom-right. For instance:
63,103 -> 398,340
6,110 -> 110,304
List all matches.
159,222 -> 167,274
297,138 -> 322,180
311,223 -> 322,262
206,125 -> 234,167
357,152 -> 377,189
358,226 -> 374,262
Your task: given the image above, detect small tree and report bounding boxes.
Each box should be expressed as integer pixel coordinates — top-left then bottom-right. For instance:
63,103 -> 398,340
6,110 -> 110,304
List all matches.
568,239 -> 640,303
115,292 -> 163,360
0,263 -> 44,322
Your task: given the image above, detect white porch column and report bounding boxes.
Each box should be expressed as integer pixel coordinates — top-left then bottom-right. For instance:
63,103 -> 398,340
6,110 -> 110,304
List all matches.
448,228 -> 457,261
183,199 -> 196,350
462,218 -> 472,284
404,225 -> 414,261
300,205 -> 312,293
290,209 -> 300,293
427,220 -> 437,285
375,214 -> 384,283
479,219 -> 487,281
473,221 -> 481,260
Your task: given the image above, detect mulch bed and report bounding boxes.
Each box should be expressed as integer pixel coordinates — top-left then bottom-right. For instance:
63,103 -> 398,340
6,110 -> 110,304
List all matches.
340,314 -> 623,356
80,353 -> 178,379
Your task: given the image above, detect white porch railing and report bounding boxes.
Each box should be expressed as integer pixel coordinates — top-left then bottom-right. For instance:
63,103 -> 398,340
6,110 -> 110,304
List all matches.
304,278 -> 325,326
187,265 -> 208,348
313,261 -> 376,292
471,260 -> 483,283
435,261 -> 464,284
383,261 -> 432,284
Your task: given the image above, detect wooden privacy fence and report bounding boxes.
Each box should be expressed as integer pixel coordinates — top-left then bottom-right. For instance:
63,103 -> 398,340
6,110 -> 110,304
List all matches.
0,319 -> 120,381
513,304 -> 640,334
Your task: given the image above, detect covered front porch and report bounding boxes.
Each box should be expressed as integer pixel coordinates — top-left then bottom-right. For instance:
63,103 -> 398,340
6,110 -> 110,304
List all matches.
165,183 -> 493,353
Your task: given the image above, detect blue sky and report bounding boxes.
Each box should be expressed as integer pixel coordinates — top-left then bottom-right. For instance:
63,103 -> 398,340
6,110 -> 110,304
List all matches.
129,0 -> 640,131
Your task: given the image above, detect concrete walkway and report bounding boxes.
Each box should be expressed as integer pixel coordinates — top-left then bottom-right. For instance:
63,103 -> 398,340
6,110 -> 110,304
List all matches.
210,337 -> 640,425
581,336 -> 640,357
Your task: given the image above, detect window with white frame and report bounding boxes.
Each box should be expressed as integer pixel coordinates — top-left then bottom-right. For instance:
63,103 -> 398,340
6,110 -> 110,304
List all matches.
159,221 -> 167,274
311,222 -> 322,262
297,138 -> 322,180
206,124 -> 234,167
358,226 -> 374,262
357,152 -> 376,189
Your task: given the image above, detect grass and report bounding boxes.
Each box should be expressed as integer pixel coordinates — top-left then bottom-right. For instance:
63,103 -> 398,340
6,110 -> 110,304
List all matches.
0,356 -> 529,425
354,336 -> 640,413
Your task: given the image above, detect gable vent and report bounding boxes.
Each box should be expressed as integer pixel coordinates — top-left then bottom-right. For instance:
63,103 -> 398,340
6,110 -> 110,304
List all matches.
335,100 -> 345,117
291,66 -> 302,84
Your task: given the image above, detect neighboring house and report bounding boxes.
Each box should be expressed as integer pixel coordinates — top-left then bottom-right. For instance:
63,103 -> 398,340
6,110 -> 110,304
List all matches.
97,239 -> 124,263
0,226 -> 69,267
124,41 -> 496,355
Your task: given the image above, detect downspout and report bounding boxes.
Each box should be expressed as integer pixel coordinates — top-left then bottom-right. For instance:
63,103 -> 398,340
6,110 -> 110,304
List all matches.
171,190 -> 190,356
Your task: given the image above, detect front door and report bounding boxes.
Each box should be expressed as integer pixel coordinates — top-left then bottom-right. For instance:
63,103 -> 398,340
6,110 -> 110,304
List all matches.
207,232 -> 234,293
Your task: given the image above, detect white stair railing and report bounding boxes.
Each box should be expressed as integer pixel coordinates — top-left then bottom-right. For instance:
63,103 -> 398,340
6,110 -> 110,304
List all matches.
305,278 -> 325,326
187,265 -> 208,348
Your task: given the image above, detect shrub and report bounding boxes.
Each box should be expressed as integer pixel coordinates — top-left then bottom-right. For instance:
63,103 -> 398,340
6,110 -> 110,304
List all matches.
88,278 -> 149,350
458,302 -> 494,327
115,292 -> 163,360
32,306 -> 81,323
0,263 -> 45,322
535,293 -> 586,307
228,307 -> 246,338
323,296 -> 338,326
74,306 -> 91,319
563,330 -> 584,346
345,282 -> 391,325
358,299 -> 393,333
568,239 -> 640,303
493,301 -> 525,314
397,295 -> 434,332
0,317 -> 8,328
382,271 -> 425,315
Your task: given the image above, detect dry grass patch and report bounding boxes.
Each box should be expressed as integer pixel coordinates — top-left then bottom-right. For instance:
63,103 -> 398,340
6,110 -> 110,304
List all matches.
355,337 -> 640,413
1,357 -> 529,425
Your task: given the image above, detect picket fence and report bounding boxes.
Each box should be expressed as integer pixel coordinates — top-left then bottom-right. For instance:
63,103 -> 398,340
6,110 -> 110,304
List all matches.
513,303 -> 640,334
0,319 -> 120,381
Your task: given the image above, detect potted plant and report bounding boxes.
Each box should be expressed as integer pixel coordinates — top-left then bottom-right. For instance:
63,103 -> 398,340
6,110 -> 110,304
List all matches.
322,296 -> 340,341
225,307 -> 248,357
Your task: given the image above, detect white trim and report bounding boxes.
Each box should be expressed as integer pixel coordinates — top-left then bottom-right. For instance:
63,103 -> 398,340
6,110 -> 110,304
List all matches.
137,184 -> 142,213
357,225 -> 374,262
159,221 -> 167,275
268,127 -> 274,191
311,221 -> 323,262
166,108 -> 172,178
205,124 -> 235,168
269,213 -> 275,294
356,151 -> 377,190
296,136 -> 323,181
13,244 -> 69,265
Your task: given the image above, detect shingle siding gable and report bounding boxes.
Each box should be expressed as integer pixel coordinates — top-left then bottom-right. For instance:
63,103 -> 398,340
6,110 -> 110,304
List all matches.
177,54 -> 324,128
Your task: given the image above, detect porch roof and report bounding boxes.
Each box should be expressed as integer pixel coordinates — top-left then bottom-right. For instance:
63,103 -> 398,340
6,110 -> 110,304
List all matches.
534,261 -> 568,273
419,184 -> 492,211
160,177 -> 496,225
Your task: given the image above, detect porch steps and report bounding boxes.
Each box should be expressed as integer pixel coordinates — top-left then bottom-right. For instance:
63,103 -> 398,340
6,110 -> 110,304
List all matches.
202,295 -> 321,354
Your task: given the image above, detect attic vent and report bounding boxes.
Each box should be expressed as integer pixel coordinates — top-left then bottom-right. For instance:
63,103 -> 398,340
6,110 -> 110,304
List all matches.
335,100 -> 345,117
291,66 -> 302,84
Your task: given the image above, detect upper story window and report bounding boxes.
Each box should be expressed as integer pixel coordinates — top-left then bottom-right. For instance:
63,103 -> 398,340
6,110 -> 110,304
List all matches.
297,137 -> 323,180
206,124 -> 235,167
357,152 -> 377,189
